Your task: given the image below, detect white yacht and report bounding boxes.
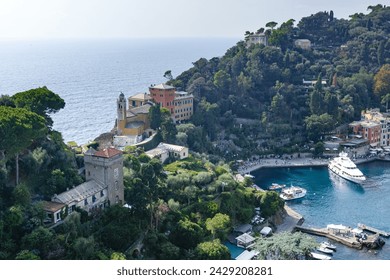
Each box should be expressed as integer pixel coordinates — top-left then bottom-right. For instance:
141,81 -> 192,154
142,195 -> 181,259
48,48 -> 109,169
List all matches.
328,152 -> 366,184
279,186 -> 307,201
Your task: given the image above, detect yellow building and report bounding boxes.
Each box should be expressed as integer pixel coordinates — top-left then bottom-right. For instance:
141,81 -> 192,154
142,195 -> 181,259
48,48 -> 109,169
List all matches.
128,92 -> 152,108
116,93 -> 152,136
173,91 -> 194,123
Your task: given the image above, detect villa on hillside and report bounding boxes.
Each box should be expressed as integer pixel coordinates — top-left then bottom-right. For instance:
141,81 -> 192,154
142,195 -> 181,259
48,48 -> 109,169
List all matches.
294,39 -> 311,50
245,33 -> 268,47
43,147 -> 124,224
145,142 -> 189,163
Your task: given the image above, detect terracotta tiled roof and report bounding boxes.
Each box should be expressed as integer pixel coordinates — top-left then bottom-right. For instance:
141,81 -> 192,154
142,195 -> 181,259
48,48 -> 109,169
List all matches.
94,148 -> 122,158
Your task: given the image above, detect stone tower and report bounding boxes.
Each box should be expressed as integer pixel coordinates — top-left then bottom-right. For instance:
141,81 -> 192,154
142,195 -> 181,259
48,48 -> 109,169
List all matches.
117,92 -> 127,134
84,148 -> 124,206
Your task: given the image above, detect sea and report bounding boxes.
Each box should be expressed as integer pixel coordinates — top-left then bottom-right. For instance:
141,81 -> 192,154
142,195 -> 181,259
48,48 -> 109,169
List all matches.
254,161 -> 390,260
0,37 -> 238,145
1,38 -> 389,260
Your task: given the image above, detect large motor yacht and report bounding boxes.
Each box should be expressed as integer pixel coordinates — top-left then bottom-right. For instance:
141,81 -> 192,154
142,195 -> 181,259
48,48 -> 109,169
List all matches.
328,152 -> 366,184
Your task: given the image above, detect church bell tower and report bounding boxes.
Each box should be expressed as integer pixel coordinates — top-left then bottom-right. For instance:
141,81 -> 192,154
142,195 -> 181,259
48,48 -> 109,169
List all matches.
117,92 -> 127,134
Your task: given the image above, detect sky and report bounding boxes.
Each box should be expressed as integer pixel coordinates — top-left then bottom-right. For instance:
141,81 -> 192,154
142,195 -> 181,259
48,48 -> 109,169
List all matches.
0,0 -> 384,39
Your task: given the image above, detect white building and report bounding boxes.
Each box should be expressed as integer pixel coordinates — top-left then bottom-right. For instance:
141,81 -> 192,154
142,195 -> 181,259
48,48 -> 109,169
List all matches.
246,33 -> 268,47
145,143 -> 189,163
295,39 -> 311,50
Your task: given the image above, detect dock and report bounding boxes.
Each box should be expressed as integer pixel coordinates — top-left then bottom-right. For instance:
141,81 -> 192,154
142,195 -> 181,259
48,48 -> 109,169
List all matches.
358,223 -> 390,238
295,225 -> 386,250
294,225 -> 362,249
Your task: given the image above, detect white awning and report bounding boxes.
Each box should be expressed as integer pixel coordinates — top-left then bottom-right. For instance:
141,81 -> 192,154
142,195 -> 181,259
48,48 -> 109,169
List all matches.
260,226 -> 272,236
235,250 -> 259,260
235,233 -> 255,243
327,224 -> 347,230
352,228 -> 363,234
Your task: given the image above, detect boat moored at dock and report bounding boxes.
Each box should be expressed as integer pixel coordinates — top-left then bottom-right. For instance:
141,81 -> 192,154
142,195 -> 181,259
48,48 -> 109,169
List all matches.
316,244 -> 334,255
321,241 -> 337,251
309,252 -> 332,260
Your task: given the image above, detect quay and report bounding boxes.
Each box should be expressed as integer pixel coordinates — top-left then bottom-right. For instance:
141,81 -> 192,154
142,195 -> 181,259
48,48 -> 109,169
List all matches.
358,223 -> 390,238
294,225 -> 362,249
295,225 -> 385,250
236,153 -> 387,176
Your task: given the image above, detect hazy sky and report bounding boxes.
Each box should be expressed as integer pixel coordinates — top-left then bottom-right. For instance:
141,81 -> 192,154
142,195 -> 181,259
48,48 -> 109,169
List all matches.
0,0 -> 383,39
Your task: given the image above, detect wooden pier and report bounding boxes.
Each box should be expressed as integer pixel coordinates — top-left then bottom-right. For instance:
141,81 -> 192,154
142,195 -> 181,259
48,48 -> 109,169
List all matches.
358,223 -> 390,238
294,225 -> 386,250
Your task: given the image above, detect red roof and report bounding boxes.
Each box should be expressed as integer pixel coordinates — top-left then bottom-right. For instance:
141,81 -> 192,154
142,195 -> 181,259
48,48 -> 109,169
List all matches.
94,148 -> 122,158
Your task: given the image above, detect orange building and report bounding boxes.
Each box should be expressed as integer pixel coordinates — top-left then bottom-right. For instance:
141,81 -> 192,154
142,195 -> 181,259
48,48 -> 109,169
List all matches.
149,83 -> 194,123
149,84 -> 176,115
349,121 -> 381,147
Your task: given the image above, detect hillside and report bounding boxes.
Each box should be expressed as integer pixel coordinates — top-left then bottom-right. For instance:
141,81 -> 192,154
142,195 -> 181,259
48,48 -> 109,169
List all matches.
170,4 -> 390,160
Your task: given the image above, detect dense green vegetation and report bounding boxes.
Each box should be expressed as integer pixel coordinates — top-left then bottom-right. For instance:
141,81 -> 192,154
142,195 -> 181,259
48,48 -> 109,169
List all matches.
255,232 -> 318,260
0,91 -> 284,259
2,5 -> 390,260
123,151 -> 284,259
168,5 -> 390,160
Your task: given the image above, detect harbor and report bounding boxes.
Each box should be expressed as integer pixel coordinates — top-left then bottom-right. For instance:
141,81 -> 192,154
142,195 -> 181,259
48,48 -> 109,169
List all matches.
253,160 -> 390,260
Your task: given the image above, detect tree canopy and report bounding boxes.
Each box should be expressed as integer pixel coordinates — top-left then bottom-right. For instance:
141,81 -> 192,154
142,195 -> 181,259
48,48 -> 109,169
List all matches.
0,106 -> 47,159
255,232 -> 318,260
11,87 -> 65,127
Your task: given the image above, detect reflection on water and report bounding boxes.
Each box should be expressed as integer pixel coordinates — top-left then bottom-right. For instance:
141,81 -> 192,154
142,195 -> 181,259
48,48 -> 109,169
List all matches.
328,170 -> 365,194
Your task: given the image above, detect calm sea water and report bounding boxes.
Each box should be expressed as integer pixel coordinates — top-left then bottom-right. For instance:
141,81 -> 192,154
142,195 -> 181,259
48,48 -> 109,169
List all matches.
0,38 -> 238,145
254,161 -> 390,260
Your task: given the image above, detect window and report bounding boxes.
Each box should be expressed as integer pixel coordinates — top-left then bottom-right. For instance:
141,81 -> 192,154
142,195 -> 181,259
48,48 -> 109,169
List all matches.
56,212 -> 61,221
84,199 -> 88,206
92,195 -> 96,203
68,205 -> 75,214
101,190 -> 104,197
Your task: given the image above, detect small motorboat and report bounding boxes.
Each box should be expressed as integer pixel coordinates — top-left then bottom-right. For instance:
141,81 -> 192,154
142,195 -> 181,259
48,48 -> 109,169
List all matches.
269,183 -> 285,191
310,252 -> 332,260
321,241 -> 337,251
317,244 -> 333,255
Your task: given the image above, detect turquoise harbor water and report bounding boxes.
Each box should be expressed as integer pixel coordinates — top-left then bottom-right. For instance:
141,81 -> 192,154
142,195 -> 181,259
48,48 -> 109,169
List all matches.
253,161 -> 390,260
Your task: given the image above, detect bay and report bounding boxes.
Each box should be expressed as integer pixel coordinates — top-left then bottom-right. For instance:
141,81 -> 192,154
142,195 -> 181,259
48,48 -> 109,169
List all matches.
0,38 -> 238,145
253,161 -> 390,260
